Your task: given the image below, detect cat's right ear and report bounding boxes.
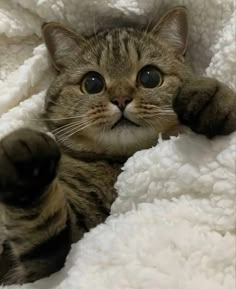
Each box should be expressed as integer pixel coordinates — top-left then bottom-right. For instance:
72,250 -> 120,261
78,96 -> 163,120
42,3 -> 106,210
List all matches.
42,23 -> 82,71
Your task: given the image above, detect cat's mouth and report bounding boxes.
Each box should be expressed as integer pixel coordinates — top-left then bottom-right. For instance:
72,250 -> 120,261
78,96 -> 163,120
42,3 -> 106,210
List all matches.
111,116 -> 140,129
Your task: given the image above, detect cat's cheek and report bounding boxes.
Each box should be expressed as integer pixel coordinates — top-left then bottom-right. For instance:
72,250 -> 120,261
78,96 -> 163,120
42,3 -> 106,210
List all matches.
107,102 -> 121,114
161,75 -> 182,93
106,103 -> 122,122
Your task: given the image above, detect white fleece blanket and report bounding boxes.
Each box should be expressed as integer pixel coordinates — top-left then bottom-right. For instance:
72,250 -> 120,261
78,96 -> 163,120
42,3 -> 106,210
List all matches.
0,0 -> 236,288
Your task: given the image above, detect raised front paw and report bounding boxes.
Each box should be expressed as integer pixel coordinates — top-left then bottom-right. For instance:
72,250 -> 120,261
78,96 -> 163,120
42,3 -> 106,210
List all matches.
0,128 -> 61,207
173,77 -> 236,137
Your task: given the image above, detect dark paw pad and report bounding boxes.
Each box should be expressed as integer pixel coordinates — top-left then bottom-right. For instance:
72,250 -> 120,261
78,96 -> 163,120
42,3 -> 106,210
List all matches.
0,128 -> 61,207
173,78 -> 236,138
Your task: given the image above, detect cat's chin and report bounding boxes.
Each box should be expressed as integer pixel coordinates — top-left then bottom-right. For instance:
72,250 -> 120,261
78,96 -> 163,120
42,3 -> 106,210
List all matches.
58,123 -> 184,157
92,123 -> 185,156
93,125 -> 159,156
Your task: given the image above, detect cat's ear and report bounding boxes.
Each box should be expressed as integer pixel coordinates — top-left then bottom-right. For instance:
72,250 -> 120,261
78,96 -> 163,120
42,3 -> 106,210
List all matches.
151,7 -> 188,56
42,23 -> 82,71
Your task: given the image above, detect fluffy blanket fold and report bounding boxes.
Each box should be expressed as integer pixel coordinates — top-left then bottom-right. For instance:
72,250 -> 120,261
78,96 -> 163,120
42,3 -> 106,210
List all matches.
0,0 -> 235,288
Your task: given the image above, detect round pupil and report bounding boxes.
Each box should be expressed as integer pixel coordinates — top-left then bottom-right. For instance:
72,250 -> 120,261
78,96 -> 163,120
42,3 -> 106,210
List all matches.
84,73 -> 104,94
139,66 -> 161,88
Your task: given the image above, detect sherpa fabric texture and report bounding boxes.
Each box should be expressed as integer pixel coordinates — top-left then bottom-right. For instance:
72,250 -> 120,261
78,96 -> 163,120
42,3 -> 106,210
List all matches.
0,0 -> 235,288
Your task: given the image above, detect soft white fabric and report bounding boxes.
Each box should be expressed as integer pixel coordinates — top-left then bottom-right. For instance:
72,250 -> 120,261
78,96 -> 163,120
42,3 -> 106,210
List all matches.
0,0 -> 235,288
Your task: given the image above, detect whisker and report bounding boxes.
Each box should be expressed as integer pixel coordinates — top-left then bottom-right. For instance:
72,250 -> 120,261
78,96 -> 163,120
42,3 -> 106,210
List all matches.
157,109 -> 175,113
139,104 -> 173,112
78,33 -> 99,54
153,117 -> 164,131
55,118 -> 95,137
97,123 -> 106,146
160,104 -> 173,108
142,118 -> 157,138
29,114 -> 88,122
59,122 -> 94,144
140,112 -> 175,119
52,119 -> 91,135
141,10 -> 156,41
152,112 -> 176,116
144,108 -> 175,115
47,98 -> 80,112
158,107 -> 174,110
92,14 -> 99,42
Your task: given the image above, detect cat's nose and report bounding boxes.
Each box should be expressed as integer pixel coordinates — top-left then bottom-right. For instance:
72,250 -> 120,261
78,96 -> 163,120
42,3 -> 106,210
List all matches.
111,96 -> 133,111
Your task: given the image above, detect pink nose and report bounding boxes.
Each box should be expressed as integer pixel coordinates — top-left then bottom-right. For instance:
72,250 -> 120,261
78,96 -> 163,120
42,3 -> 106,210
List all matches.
111,96 -> 133,111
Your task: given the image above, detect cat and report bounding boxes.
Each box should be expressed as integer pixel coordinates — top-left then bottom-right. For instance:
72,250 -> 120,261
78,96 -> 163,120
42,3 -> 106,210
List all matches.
0,6 -> 235,284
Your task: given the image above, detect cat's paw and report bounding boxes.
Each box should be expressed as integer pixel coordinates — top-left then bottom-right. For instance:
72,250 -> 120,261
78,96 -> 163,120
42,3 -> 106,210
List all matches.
173,77 -> 236,137
0,128 -> 61,207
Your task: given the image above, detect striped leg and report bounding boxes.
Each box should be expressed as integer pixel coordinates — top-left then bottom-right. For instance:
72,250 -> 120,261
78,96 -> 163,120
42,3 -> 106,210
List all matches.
0,129 -> 71,284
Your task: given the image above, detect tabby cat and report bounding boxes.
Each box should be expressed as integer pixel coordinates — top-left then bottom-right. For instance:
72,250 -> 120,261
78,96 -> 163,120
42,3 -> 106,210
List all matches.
0,7 -> 235,284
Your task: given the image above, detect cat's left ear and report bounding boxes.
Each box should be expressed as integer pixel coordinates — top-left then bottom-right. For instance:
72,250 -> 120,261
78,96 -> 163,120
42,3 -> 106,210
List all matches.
151,7 -> 188,56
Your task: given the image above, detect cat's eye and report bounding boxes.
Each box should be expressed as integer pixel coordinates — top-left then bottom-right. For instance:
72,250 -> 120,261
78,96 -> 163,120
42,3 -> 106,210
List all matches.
137,66 -> 162,88
81,72 -> 105,94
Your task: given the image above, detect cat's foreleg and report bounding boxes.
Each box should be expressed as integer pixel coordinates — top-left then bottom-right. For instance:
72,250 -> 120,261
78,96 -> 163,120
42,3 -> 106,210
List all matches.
0,129 -> 71,284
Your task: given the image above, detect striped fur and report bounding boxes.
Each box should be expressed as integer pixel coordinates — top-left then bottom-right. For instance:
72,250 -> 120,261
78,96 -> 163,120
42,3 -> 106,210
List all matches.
0,7 -> 190,284
1,7 -> 236,284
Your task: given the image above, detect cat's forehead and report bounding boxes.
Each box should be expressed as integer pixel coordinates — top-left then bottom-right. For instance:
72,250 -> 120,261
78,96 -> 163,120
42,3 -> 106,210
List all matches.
98,29 -> 141,69
83,28 -> 160,76
96,28 -> 141,50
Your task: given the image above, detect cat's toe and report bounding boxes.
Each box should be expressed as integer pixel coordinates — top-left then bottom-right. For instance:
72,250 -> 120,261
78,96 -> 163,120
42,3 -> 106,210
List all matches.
173,78 -> 236,137
0,128 -> 61,207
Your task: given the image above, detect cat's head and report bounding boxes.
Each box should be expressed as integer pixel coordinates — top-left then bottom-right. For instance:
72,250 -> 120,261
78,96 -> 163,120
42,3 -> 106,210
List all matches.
43,7 -> 191,156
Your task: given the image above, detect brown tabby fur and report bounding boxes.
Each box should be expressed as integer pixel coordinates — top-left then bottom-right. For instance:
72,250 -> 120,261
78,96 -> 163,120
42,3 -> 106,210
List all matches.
0,7 -> 235,284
